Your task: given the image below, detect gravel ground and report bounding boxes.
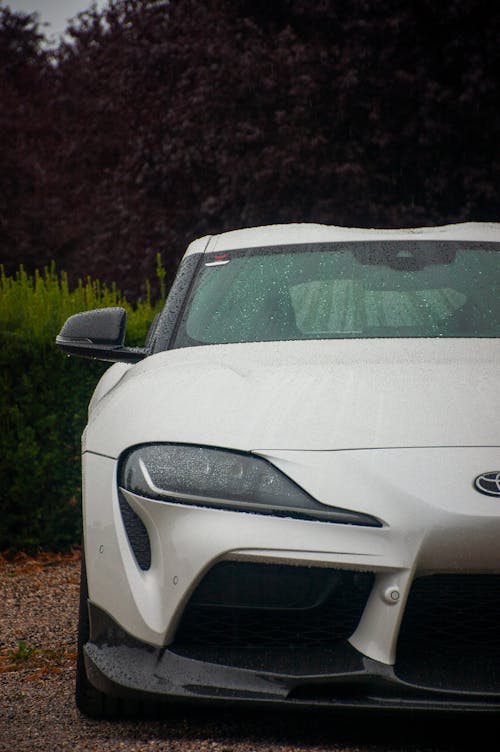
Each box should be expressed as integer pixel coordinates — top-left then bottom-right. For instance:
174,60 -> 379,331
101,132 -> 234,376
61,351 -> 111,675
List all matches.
0,552 -> 494,752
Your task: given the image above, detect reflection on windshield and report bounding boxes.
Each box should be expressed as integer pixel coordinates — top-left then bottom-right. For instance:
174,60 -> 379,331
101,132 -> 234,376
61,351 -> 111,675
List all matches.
173,241 -> 500,347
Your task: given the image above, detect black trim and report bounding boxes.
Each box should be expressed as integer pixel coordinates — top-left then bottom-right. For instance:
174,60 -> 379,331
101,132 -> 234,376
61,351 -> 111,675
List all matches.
56,307 -> 148,363
84,604 -> 500,710
126,489 -> 382,526
117,492 -> 151,571
56,340 -> 147,363
153,252 -> 206,353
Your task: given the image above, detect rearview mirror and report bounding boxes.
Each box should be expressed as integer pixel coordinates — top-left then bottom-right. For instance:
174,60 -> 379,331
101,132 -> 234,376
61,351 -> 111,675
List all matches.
56,307 -> 147,363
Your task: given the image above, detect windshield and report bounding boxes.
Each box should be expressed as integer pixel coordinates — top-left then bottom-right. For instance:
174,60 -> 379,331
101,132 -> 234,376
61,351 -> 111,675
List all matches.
172,241 -> 500,347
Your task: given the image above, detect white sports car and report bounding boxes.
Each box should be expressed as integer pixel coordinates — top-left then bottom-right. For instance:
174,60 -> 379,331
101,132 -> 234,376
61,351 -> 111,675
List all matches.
57,222 -> 500,717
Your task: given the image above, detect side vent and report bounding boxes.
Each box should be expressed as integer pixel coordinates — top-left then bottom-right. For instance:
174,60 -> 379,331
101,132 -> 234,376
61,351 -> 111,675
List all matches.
118,492 -> 151,571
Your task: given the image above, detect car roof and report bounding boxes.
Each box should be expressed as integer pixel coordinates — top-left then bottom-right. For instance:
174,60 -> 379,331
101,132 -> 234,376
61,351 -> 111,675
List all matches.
184,221 -> 500,256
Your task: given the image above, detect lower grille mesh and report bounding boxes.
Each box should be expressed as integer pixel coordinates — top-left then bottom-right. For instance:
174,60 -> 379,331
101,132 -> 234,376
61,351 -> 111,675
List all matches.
174,562 -> 374,649
396,574 -> 500,692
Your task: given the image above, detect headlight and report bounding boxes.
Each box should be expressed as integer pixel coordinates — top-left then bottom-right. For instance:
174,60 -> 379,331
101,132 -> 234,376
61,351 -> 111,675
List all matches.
119,444 -> 381,527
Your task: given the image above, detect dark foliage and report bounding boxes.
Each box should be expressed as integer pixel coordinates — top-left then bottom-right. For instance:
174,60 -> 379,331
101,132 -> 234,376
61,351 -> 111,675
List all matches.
0,7 -> 53,271
0,341 -> 106,552
0,0 -> 499,296
0,262 -> 158,554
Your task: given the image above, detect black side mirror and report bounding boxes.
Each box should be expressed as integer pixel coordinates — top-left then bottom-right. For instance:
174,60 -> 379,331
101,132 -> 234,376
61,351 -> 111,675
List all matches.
56,307 -> 147,363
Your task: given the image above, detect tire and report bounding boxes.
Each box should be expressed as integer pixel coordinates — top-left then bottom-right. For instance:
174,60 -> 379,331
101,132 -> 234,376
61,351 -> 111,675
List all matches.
76,549 -> 138,718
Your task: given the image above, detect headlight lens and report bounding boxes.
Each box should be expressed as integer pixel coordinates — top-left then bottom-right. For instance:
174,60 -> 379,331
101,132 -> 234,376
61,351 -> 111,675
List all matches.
119,444 -> 381,526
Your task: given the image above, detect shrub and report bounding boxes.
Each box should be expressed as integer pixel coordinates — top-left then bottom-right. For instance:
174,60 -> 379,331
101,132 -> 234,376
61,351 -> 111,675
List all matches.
0,262 -> 163,553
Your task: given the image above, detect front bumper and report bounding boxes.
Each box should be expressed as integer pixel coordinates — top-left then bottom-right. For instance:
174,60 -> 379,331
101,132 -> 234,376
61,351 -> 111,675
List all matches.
82,445 -> 500,707
85,602 -> 500,711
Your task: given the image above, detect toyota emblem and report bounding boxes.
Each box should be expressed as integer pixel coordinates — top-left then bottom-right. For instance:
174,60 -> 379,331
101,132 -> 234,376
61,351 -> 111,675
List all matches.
474,472 -> 500,497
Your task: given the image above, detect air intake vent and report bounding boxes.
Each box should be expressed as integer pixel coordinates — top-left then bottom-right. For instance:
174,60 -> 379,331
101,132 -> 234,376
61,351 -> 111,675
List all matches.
118,492 -> 151,571
396,574 -> 500,692
174,562 -> 373,649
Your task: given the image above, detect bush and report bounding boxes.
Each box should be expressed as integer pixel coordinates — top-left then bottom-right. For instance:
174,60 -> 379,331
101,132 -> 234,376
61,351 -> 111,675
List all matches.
0,262 -> 164,553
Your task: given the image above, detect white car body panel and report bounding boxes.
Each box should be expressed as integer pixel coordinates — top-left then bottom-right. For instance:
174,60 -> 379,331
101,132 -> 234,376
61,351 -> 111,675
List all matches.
76,221 -> 500,709
83,336 -> 500,663
184,221 -> 500,256
84,444 -> 500,663
84,338 -> 500,456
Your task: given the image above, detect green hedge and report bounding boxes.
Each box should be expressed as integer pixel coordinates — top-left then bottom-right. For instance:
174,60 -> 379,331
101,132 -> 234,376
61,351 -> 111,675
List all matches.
0,263 -> 164,553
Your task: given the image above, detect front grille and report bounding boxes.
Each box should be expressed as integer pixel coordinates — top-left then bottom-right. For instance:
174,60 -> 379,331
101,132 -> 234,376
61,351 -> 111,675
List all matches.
396,574 -> 500,692
173,561 -> 374,649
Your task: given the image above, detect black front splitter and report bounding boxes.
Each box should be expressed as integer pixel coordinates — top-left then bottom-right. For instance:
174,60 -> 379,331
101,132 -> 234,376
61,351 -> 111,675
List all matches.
85,603 -> 500,712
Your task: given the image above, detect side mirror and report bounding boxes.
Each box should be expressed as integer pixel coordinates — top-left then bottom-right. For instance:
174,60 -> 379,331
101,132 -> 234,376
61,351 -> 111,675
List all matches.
56,307 -> 147,363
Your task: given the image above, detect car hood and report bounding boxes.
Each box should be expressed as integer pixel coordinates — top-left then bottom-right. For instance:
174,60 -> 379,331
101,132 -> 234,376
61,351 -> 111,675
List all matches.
84,338 -> 500,457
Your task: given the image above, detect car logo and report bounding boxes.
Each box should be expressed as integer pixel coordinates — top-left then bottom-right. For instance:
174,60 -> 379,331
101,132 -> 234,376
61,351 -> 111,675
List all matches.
474,472 -> 500,497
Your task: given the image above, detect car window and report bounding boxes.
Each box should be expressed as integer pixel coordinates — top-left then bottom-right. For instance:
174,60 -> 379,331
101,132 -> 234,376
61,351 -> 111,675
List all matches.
172,241 -> 500,347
